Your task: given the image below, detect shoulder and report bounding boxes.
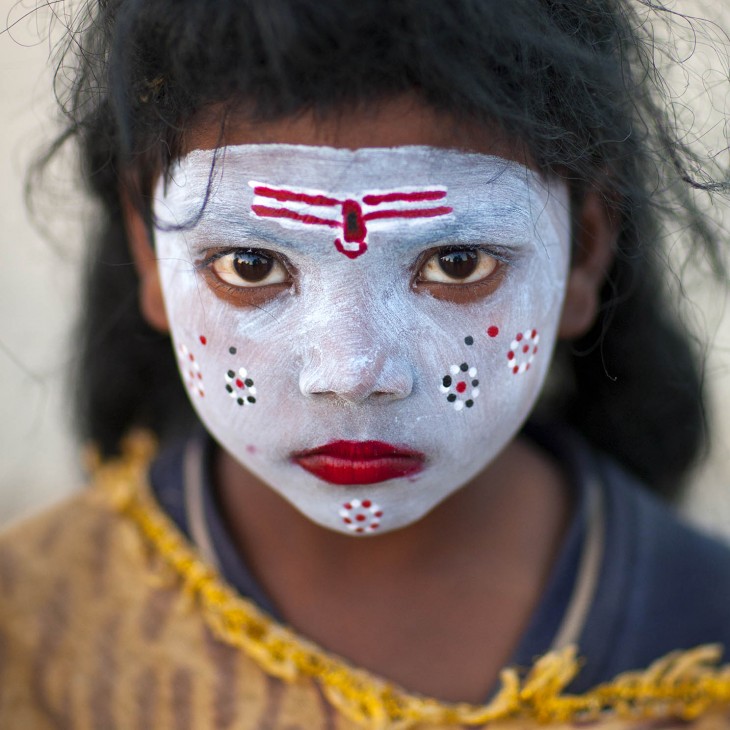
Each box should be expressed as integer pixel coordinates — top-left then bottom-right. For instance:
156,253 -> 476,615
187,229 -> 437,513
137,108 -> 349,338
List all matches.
0,488 -> 118,598
600,453 -> 730,615
577,445 -> 730,684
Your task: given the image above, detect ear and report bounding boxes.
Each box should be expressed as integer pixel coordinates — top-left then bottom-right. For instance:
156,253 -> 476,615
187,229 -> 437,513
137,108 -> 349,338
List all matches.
121,190 -> 170,333
559,189 -> 618,339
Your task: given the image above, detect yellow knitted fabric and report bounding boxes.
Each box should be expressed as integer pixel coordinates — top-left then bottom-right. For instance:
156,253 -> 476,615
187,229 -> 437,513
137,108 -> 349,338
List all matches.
1,431 -> 729,729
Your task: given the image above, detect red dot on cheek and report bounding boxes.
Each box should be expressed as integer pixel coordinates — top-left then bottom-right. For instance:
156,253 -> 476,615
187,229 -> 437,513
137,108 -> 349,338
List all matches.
199,335 -> 207,345
362,500 -> 371,508
235,379 -> 244,388
487,326 -> 499,338
456,382 -> 467,393
356,514 -> 366,522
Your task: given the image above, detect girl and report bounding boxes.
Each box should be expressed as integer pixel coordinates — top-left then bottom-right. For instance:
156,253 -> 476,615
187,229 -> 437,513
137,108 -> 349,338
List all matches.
2,0 -> 730,727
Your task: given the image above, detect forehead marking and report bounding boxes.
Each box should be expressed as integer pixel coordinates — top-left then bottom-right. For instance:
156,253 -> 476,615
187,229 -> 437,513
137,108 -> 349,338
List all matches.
249,181 -> 453,259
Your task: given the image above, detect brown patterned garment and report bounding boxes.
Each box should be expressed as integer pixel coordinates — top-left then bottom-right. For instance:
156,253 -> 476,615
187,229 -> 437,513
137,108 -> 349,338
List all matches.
1,463 -> 729,729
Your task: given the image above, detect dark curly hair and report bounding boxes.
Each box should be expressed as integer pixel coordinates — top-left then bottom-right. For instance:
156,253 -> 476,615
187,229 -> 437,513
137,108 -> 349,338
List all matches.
35,0 -> 729,498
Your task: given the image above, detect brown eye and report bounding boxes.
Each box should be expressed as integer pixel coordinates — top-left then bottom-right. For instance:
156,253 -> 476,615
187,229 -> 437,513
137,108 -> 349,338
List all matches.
419,248 -> 498,285
210,249 -> 288,288
437,250 -> 477,279
233,251 -> 273,282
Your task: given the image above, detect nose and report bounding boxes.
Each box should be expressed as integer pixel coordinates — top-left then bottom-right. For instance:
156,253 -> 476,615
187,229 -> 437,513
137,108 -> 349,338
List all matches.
299,324 -> 414,404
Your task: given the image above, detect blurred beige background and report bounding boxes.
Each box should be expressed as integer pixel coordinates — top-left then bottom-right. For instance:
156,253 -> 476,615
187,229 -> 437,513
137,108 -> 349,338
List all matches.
1,0 -> 729,535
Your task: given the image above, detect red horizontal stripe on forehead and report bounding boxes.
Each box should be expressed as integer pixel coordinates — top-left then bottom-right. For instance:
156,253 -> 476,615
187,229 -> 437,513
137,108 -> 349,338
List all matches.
253,186 -> 341,207
251,205 -> 341,228
362,205 -> 453,222
361,190 -> 447,205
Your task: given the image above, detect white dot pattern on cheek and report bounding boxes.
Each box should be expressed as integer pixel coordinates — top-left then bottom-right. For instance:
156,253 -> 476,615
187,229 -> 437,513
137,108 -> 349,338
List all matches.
224,367 -> 257,406
439,363 -> 480,411
507,329 -> 540,375
176,343 -> 205,398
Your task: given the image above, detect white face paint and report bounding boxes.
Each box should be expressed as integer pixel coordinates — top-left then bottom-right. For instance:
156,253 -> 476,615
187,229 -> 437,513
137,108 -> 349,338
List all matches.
153,144 -> 571,536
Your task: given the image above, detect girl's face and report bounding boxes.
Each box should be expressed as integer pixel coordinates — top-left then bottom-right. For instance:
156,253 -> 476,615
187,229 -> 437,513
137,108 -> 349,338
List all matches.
150,106 -> 573,536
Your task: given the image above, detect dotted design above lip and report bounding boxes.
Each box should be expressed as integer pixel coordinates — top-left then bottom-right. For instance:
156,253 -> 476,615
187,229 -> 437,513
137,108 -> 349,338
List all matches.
339,498 -> 383,534
439,363 -> 480,411
224,367 -> 257,406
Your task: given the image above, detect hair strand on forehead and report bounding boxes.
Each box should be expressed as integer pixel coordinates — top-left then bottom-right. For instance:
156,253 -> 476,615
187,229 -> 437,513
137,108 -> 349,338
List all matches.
32,0 -> 730,497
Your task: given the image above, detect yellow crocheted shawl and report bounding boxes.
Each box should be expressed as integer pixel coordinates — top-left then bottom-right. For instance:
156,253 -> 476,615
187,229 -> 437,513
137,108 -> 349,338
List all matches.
1,431 -> 729,729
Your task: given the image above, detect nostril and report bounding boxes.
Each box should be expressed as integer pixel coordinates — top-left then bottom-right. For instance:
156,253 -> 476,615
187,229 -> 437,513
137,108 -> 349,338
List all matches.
299,351 -> 413,402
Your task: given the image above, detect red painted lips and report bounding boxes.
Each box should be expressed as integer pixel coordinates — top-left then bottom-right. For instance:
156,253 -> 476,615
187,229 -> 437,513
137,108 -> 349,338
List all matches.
292,440 -> 425,485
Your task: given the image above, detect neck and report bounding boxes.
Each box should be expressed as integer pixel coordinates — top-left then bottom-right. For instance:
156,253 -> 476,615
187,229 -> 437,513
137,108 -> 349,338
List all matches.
214,434 -> 571,702
215,434 -> 570,606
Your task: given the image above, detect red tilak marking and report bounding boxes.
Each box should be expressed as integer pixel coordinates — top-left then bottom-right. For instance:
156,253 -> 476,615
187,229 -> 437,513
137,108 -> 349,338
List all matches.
253,186 -> 340,207
361,190 -> 447,205
363,206 -> 453,222
251,205 -> 340,228
341,199 -> 367,243
199,335 -> 207,345
251,186 -> 453,260
334,239 -> 368,259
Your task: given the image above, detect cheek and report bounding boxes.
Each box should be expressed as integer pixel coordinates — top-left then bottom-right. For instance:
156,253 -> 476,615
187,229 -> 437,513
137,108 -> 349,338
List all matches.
414,287 -> 559,452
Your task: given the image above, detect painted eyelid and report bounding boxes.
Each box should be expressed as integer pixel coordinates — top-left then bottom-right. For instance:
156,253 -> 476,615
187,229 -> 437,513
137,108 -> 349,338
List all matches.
197,248 -> 293,286
415,245 -> 512,282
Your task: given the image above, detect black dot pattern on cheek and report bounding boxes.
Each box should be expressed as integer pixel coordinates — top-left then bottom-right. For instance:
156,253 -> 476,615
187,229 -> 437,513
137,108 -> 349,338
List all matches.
460,363 -> 469,372
442,375 -> 452,388
229,346 -> 237,355
227,370 -> 235,378
465,400 -> 474,408
248,396 -> 256,404
245,378 -> 254,387
464,336 -> 474,346
472,379 -> 479,387
447,394 -> 457,402
225,385 -> 233,393
237,398 -> 244,406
